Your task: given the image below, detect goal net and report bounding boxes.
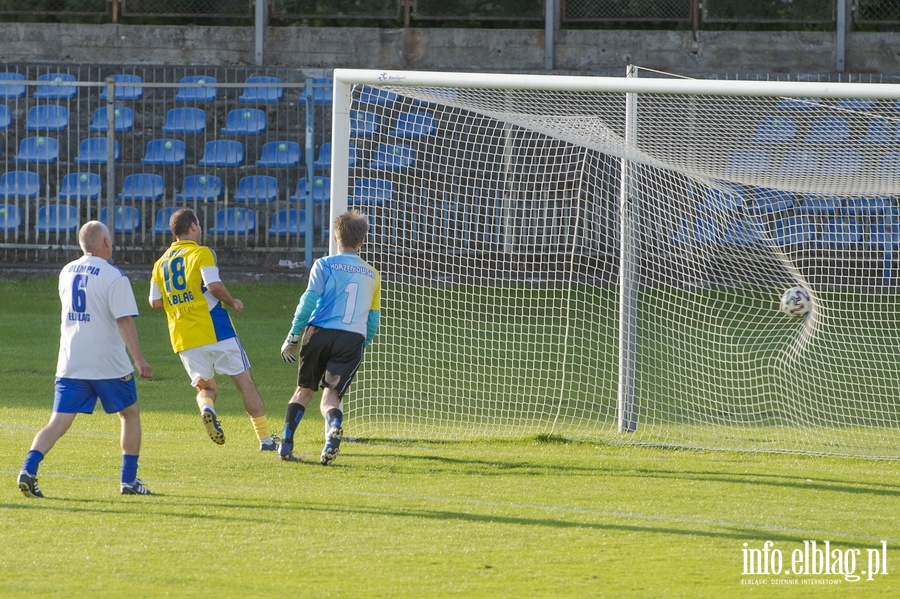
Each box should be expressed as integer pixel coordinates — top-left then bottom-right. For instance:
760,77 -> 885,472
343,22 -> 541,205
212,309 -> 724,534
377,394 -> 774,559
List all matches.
329,67 -> 900,459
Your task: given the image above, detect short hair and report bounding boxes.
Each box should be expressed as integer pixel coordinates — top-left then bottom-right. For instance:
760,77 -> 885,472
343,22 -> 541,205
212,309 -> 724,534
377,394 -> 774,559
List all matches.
78,220 -> 110,253
334,210 -> 369,248
170,208 -> 199,238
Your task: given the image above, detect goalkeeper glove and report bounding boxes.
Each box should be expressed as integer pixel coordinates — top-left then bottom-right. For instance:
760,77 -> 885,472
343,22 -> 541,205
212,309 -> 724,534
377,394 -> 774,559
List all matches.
280,333 -> 301,363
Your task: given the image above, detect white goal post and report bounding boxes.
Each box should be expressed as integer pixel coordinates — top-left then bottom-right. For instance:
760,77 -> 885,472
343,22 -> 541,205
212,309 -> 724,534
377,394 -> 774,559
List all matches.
329,67 -> 900,458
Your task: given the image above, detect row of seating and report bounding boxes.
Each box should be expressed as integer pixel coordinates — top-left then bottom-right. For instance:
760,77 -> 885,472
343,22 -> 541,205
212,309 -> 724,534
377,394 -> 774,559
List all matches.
751,114 -> 900,145
0,171 -> 395,205
729,148 -> 900,176
0,73 -> 333,104
0,203 -> 311,236
699,185 -> 900,216
0,137 -> 413,170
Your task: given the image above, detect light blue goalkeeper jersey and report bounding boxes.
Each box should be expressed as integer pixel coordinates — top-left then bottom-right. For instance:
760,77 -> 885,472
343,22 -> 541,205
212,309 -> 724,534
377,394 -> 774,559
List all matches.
304,251 -> 381,337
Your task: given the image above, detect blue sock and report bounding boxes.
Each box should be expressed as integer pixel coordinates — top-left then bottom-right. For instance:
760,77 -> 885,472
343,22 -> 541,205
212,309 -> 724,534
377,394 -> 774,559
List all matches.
282,403 -> 305,442
22,450 -> 44,476
121,454 -> 139,485
326,408 -> 343,430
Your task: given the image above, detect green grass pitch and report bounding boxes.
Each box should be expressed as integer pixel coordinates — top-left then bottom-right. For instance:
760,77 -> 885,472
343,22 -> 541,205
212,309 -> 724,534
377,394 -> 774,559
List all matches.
0,276 -> 897,597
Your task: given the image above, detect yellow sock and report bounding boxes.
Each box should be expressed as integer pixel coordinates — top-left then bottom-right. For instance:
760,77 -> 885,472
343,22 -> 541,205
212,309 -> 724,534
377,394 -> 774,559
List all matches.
197,397 -> 215,413
250,415 -> 271,441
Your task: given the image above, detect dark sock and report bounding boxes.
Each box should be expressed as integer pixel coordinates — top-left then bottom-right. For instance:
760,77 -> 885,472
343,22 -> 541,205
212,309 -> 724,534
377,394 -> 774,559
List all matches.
282,403 -> 305,442
326,408 -> 343,430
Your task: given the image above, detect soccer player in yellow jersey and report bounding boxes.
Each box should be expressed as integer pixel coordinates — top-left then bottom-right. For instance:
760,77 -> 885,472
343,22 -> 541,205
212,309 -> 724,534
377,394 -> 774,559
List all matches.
149,208 -> 276,451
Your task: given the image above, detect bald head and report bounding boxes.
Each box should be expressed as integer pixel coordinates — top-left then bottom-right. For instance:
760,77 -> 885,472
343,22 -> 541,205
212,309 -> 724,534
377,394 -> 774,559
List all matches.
79,220 -> 112,259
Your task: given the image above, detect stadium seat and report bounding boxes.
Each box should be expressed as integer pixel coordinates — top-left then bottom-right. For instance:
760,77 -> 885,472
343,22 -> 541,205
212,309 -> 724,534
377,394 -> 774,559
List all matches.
745,188 -> 794,215
750,116 -> 796,143
701,185 -> 743,212
119,173 -> 165,202
312,143 -> 332,169
391,111 -> 437,138
153,207 -> 175,235
35,203 -> 79,234
141,139 -> 186,166
0,105 -> 11,130
24,104 -> 68,132
778,150 -> 819,175
99,74 -> 144,102
818,218 -> 863,249
176,174 -> 224,202
161,107 -> 206,134
819,149 -> 862,176
174,75 -> 219,102
235,175 -> 278,203
727,149 -> 770,175
673,213 -> 721,244
239,76 -> 284,103
197,140 -> 244,167
860,117 -> 892,145
100,205 -> 141,234
350,110 -> 381,137
88,106 -> 134,133
368,143 -> 416,171
775,97 -> 821,111
73,137 -> 121,165
298,78 -> 333,105
220,108 -> 267,135
291,176 -> 331,203
351,178 -> 394,206
0,203 -> 22,231
797,196 -> 842,215
209,207 -> 256,235
14,136 -> 59,164
847,197 -> 891,216
773,216 -> 817,246
357,86 -> 399,107
835,98 -> 876,112
256,141 -> 300,167
805,116 -> 850,144
870,219 -> 900,250
268,208 -> 306,236
721,218 -> 764,245
59,173 -> 101,201
878,152 -> 900,177
0,72 -> 25,99
33,73 -> 77,100
0,171 -> 40,199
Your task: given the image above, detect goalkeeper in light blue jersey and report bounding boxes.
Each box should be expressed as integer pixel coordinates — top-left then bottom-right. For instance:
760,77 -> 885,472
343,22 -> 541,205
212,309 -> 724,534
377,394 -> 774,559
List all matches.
278,210 -> 381,465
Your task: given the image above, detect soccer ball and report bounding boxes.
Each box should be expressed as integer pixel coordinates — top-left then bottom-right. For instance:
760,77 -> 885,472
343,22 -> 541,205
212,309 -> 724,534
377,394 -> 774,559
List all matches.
780,286 -> 812,318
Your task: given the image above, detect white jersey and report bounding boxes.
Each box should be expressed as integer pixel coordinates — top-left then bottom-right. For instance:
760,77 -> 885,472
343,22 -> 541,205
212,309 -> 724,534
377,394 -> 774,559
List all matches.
56,254 -> 139,379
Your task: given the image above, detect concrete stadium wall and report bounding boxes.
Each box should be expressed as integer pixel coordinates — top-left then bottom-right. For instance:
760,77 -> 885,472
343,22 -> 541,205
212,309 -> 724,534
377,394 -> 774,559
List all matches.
0,23 -> 898,76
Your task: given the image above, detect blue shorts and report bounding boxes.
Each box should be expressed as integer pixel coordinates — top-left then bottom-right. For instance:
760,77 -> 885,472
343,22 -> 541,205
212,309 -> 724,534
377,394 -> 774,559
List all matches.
53,375 -> 138,415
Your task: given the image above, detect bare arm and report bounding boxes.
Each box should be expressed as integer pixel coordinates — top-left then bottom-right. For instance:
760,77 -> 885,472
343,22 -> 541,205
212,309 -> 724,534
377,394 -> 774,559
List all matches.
116,316 -> 153,379
149,298 -> 163,309
206,281 -> 243,313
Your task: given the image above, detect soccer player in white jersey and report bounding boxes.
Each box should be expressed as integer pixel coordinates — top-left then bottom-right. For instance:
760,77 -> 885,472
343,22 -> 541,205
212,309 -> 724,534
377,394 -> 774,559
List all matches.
149,207 -> 275,451
17,221 -> 154,498
279,210 -> 381,464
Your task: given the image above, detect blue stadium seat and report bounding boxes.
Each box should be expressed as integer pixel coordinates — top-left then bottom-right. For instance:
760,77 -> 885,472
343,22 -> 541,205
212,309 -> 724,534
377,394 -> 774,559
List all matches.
119,173 -> 165,202
701,185 -> 743,212
239,76 -> 284,103
298,78 -> 333,105
256,141 -> 300,167
368,143 -> 416,171
860,117 -> 892,145
835,98 -> 876,112
174,75 -> 219,102
100,205 -> 141,233
235,175 -> 278,203
312,143 -> 332,169
24,104 -> 68,132
774,216 -> 817,246
209,207 -> 256,235
59,173 -> 101,201
0,203 -> 22,231
88,106 -> 134,133
161,107 -> 206,134
73,137 -> 121,165
351,178 -> 394,206
153,207 -> 175,235
391,111 -> 437,138
797,196 -> 842,215
33,73 -> 77,100
142,139 -> 186,166
721,218 -> 764,245
350,110 -> 381,137
176,174 -> 223,202
221,108 -> 267,135
672,213 -> 721,244
847,197 -> 892,216
775,97 -> 821,111
268,209 -> 306,236
0,171 -> 40,199
0,105 -> 11,130
357,86 -> 399,107
99,74 -> 144,101
197,140 -> 244,167
878,152 -> 900,177
35,203 -> 78,233
0,72 -> 25,99
778,150 -> 819,175
745,188 -> 794,215
805,116 -> 850,144
728,149 -> 770,175
290,176 -> 330,203
819,149 -> 862,176
871,219 -> 900,250
14,136 -> 59,164
818,218 -> 863,249
750,116 -> 796,143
